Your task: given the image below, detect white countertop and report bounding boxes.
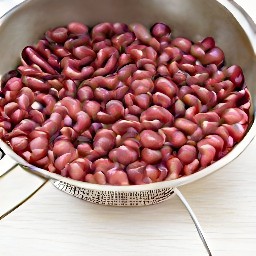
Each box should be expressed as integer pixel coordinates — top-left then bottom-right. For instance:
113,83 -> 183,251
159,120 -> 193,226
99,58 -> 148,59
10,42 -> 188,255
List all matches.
0,1 -> 256,255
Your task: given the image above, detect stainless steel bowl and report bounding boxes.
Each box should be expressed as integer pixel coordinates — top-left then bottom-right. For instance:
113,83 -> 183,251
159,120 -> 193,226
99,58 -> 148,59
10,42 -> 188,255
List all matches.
0,0 -> 255,206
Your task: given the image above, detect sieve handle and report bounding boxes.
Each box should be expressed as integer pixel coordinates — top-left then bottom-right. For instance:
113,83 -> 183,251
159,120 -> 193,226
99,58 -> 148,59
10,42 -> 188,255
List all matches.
174,187 -> 212,256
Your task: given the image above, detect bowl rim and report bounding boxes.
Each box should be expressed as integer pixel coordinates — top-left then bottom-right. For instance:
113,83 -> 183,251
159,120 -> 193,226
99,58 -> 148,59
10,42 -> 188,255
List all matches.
0,0 -> 256,192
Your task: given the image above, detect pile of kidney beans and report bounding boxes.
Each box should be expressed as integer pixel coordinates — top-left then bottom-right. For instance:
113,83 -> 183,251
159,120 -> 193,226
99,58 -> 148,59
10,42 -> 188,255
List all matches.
0,22 -> 251,185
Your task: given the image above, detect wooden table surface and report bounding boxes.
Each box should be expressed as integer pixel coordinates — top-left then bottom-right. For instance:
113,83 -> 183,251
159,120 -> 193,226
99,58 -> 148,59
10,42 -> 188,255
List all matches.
0,1 -> 256,255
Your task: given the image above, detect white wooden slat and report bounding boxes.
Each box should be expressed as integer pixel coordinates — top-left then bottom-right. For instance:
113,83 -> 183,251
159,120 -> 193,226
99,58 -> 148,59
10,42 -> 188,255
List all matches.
0,155 -> 18,177
0,165 -> 47,218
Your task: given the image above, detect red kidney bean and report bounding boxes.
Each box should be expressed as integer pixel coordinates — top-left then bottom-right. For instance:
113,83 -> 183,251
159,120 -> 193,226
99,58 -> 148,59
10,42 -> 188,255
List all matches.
172,37 -> 192,53
55,153 -> 72,171
10,109 -> 27,124
5,77 -> 23,91
67,158 -> 90,181
153,92 -> 172,108
155,77 -> 177,98
93,129 -> 116,156
198,144 -> 216,167
184,159 -> 199,176
200,47 -> 224,66
140,130 -> 164,149
174,118 -> 198,135
73,111 -> 91,133
200,37 -> 215,51
67,22 -> 88,35
64,34 -> 91,50
130,23 -> 160,51
225,65 -> 244,88
190,44 -> 205,59
109,145 -> 138,165
177,145 -> 197,164
151,23 -> 171,38
92,158 -> 117,174
126,161 -> 146,185
77,86 -> 93,102
29,136 -> 48,161
60,127 -> 78,141
106,169 -> 129,186
112,120 -> 141,135
10,136 -> 28,152
223,123 -> 247,142
4,102 -> 19,117
29,109 -> 45,125
23,76 -> 51,92
93,171 -> 106,185
221,108 -> 247,125
83,100 -> 101,120
53,139 -> 75,157
140,106 -> 174,125
166,157 -> 183,180
130,78 -> 154,95
161,127 -> 187,148
60,97 -> 81,119
141,148 -> 162,164
22,47 -> 57,74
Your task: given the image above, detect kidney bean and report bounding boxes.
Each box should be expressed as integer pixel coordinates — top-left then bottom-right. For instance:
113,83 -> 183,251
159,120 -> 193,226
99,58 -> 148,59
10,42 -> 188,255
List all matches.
184,159 -> 200,175
126,161 -> 146,185
222,108 -> 248,125
29,109 -> 45,125
10,136 -> 28,152
46,27 -> 68,44
23,76 -> 51,92
161,127 -> 186,148
67,22 -> 88,35
29,136 -> 48,161
130,78 -> 154,95
174,118 -> 198,135
155,77 -> 177,98
140,130 -> 164,149
4,102 -> 19,117
60,97 -> 81,119
141,106 -> 174,125
73,111 -> 91,133
166,157 -> 183,180
153,92 -> 172,108
225,65 -> 244,88
5,77 -> 23,91
64,34 -> 91,50
198,144 -> 216,167
177,145 -> 197,165
22,47 -> 57,74
141,148 -> 162,164
53,139 -> 75,157
200,47 -> 224,66
109,145 -> 138,165
67,158 -> 91,181
92,158 -> 117,174
172,37 -> 192,53
55,153 -> 72,171
10,109 -> 27,124
106,169 -> 129,186
93,129 -> 116,156
60,127 -> 78,141
112,120 -> 141,135
223,123 -> 247,142
83,100 -> 101,120
151,23 -> 171,38
130,23 -> 160,51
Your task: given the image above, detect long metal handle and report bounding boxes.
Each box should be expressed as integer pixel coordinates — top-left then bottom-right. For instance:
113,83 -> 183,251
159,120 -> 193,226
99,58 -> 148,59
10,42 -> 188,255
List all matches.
174,188 -> 212,256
